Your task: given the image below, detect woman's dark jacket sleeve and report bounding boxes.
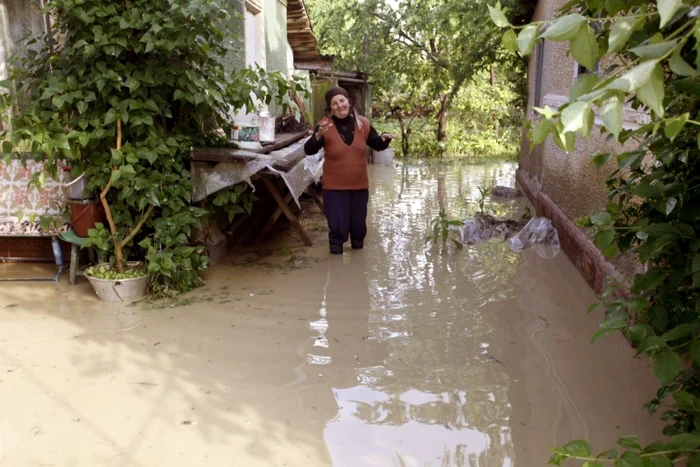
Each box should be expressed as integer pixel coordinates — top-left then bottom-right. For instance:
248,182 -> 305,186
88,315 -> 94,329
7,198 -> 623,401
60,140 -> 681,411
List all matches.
304,125 -> 324,155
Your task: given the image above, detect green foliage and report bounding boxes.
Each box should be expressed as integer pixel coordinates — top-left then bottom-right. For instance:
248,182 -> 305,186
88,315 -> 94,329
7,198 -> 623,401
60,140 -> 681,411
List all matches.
208,182 -> 259,223
85,263 -> 147,280
548,435 -> 700,466
477,186 -> 491,215
490,0 -> 700,463
309,0 -> 527,148
0,0 -> 307,295
408,120 -> 519,159
424,209 -> 464,249
84,222 -> 111,252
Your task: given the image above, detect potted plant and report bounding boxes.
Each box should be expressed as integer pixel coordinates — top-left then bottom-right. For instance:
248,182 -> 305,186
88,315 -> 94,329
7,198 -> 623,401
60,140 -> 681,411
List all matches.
76,120 -> 152,301
0,0 -> 310,299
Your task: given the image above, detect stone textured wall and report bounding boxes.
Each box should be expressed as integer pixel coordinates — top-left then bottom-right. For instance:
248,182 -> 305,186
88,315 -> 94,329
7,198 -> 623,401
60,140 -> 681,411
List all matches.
520,0 -> 645,277
264,0 -> 287,75
221,0 -> 246,75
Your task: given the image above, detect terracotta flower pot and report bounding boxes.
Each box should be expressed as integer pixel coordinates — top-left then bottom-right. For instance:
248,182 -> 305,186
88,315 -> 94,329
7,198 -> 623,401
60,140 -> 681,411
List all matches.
68,200 -> 106,237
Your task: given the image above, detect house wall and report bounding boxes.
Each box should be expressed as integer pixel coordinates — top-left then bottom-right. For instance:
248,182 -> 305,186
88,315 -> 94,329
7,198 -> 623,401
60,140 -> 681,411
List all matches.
221,0 -> 246,74
0,1 -> 64,222
522,0 -> 612,219
521,0 -> 647,285
264,0 -> 288,75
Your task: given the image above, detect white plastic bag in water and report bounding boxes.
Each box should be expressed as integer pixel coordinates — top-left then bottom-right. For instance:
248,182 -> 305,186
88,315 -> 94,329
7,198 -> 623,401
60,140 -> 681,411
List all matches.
508,217 -> 560,258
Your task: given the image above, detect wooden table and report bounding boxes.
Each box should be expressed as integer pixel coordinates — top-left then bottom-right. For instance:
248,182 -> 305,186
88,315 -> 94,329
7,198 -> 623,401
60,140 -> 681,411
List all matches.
191,132 -> 323,246
0,233 -> 67,281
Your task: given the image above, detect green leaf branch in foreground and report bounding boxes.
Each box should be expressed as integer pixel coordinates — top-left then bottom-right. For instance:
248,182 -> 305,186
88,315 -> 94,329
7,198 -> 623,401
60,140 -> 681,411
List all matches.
490,0 -> 700,464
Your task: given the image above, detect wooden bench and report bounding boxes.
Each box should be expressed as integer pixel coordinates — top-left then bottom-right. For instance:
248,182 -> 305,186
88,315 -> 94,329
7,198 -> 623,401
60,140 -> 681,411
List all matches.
0,233 -> 67,282
191,131 -> 323,247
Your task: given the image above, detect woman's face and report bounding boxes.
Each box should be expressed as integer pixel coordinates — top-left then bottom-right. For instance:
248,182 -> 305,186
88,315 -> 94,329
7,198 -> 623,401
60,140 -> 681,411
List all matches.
329,94 -> 350,119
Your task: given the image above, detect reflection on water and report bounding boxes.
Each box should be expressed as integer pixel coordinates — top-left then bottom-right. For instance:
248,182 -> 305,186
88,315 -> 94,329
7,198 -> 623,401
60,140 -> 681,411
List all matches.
313,161 -> 520,466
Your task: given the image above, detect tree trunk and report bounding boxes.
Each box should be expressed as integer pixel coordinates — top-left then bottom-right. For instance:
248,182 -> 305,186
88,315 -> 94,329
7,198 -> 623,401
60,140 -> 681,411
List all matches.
398,117 -> 410,157
437,94 -> 449,144
403,128 -> 411,157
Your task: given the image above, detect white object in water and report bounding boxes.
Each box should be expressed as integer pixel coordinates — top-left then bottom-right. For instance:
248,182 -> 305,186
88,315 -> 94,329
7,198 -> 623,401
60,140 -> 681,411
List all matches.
373,147 -> 394,165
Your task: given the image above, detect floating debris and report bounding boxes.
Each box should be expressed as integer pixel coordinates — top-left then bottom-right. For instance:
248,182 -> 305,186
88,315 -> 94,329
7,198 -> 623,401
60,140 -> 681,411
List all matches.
456,213 -> 529,244
491,185 -> 522,198
455,214 -> 560,258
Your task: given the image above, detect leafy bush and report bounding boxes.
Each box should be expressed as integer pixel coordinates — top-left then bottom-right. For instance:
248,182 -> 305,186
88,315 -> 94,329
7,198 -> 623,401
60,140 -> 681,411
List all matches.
491,0 -> 700,463
85,263 -> 147,281
0,0 -> 308,295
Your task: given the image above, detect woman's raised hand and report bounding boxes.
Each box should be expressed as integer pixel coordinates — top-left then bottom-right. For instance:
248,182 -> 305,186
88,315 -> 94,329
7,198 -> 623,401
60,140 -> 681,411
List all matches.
315,117 -> 333,140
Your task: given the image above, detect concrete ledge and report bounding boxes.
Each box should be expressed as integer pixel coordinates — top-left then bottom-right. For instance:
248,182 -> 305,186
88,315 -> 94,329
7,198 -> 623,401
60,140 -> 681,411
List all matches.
516,168 -> 625,294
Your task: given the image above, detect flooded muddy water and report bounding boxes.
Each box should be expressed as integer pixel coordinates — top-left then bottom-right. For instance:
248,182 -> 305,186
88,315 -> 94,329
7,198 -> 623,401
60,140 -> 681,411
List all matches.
0,161 -> 662,466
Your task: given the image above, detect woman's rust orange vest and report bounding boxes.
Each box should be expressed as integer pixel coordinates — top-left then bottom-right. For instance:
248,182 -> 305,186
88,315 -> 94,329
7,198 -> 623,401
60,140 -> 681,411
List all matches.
322,115 -> 370,190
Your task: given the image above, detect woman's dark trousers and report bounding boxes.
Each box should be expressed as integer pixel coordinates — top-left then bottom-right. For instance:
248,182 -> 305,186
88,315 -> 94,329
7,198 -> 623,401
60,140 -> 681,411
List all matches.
323,189 -> 369,254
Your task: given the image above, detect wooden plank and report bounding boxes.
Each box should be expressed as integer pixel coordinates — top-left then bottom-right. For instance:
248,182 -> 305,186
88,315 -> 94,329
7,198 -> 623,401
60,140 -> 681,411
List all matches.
191,131 -> 308,162
261,177 -> 312,246
308,187 -> 324,211
0,237 -> 71,262
255,192 -> 294,242
273,148 -> 309,172
191,147 -> 261,163
259,131 -> 308,154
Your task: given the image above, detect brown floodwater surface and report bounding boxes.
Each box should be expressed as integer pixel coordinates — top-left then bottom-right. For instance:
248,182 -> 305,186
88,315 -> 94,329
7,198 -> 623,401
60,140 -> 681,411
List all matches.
0,161 -> 662,466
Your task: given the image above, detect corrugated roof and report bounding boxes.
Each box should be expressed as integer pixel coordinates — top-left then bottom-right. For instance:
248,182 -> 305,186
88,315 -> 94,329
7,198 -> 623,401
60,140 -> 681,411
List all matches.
287,0 -> 328,65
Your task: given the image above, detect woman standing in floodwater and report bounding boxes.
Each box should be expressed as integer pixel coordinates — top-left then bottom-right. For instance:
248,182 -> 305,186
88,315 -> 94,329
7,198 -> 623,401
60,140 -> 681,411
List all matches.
304,87 -> 394,255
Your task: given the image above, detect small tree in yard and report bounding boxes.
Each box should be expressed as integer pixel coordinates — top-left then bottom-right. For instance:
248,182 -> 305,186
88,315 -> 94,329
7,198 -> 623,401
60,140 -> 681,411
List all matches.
0,0 -> 307,295
490,0 -> 700,464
